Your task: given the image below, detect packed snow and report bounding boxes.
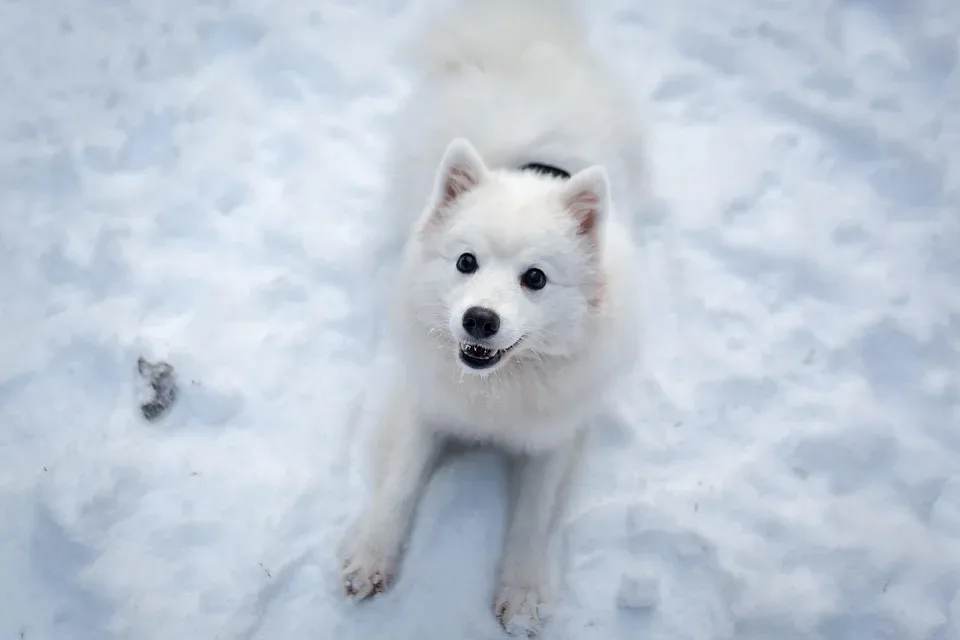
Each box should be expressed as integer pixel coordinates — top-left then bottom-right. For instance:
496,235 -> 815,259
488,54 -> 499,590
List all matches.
1,0 -> 958,638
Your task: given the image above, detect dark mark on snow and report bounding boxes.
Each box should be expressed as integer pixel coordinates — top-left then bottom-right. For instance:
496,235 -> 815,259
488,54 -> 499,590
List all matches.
138,357 -> 178,421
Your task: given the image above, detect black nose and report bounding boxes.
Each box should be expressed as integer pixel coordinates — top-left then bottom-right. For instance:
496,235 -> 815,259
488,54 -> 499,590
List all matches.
462,306 -> 500,339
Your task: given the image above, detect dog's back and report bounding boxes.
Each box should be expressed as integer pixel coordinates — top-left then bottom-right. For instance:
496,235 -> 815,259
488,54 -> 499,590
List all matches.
385,0 -> 648,241
402,0 -> 588,78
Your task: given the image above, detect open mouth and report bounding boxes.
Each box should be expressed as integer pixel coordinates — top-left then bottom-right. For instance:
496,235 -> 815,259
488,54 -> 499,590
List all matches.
458,340 -> 520,370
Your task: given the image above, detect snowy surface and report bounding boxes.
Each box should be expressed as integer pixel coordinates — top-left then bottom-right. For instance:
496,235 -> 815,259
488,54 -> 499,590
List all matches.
1,0 -> 959,638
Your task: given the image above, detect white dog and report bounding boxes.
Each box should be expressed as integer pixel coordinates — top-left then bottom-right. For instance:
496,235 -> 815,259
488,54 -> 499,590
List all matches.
339,0 -> 647,635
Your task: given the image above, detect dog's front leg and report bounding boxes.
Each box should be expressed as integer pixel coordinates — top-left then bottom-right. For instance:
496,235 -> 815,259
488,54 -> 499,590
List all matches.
339,385 -> 439,599
495,431 -> 585,636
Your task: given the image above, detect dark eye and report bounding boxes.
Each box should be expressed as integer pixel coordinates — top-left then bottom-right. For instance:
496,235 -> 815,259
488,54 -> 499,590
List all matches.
521,267 -> 547,290
456,252 -> 478,274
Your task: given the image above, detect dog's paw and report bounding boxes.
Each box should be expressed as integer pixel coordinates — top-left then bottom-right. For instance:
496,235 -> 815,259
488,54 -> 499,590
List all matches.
338,524 -> 401,601
339,545 -> 397,600
494,583 -> 548,637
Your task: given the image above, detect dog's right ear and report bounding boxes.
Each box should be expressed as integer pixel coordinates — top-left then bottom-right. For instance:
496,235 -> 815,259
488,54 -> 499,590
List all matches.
425,138 -> 488,226
561,165 -> 610,243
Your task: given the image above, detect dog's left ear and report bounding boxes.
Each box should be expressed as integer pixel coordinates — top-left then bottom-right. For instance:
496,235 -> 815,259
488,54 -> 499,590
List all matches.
429,138 -> 488,215
562,165 -> 610,240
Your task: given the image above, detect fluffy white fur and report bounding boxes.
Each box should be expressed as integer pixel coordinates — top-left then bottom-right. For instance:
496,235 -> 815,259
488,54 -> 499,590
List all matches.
339,0 -> 647,635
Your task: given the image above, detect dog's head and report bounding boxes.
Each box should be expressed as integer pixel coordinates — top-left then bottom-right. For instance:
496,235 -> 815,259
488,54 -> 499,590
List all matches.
401,138 -> 610,375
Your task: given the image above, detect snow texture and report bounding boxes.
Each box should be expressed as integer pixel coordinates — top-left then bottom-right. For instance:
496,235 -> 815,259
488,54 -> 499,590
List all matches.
1,0 -> 958,639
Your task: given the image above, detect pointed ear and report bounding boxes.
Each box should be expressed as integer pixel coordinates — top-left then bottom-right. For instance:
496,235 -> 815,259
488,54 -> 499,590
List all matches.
561,165 -> 610,239
431,137 -> 488,212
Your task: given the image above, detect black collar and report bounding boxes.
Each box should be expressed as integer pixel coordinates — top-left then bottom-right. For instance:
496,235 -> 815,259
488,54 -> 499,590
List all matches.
519,162 -> 571,180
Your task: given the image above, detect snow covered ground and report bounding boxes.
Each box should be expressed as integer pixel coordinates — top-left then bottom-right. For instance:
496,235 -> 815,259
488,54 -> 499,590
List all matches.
1,0 -> 958,638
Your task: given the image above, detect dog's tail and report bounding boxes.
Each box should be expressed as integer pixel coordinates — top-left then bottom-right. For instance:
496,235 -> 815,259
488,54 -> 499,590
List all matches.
400,0 -> 589,76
